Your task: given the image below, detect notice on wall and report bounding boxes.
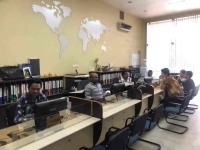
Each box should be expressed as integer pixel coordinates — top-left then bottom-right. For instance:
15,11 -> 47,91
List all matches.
130,52 -> 140,67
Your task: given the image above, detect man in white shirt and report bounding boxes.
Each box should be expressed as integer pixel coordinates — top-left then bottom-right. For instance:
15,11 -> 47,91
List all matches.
121,71 -> 132,82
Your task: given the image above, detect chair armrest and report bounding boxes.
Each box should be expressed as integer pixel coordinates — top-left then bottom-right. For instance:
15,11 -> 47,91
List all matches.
143,108 -> 153,114
125,116 -> 135,126
108,126 -> 120,132
174,96 -> 184,100
79,147 -> 90,150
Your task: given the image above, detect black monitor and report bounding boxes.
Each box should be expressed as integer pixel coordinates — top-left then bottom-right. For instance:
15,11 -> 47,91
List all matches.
144,77 -> 153,84
110,83 -> 126,95
34,97 -> 67,131
35,97 -> 67,118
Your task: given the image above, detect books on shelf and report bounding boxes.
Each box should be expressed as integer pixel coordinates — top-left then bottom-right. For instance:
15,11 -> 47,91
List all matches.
100,73 -> 121,85
0,78 -> 64,105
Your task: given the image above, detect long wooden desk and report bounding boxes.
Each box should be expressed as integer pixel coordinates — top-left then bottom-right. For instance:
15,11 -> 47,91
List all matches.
103,99 -> 141,119
0,87 -> 164,150
0,114 -> 99,150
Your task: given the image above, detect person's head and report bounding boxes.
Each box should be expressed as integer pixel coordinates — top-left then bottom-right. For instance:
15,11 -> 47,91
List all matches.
90,73 -> 98,84
180,70 -> 185,78
148,70 -> 153,77
28,79 -> 42,98
185,71 -> 193,79
122,71 -> 128,80
161,68 -> 170,78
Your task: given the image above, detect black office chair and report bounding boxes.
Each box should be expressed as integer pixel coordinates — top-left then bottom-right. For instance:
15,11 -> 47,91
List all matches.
6,103 -> 18,126
125,113 -> 161,150
144,104 -> 164,131
185,85 -> 200,114
157,90 -> 192,134
79,126 -> 130,150
165,90 -> 193,122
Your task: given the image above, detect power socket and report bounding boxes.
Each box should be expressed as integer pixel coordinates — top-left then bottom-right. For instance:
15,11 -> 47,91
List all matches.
72,64 -> 79,68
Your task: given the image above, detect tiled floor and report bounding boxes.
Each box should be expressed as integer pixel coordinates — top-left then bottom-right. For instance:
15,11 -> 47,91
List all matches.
129,94 -> 200,150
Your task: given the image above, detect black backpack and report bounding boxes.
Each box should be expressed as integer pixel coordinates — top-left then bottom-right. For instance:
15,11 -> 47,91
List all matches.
0,66 -> 24,80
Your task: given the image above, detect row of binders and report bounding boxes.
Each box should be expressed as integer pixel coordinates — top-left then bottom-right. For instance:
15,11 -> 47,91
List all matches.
99,73 -> 122,85
0,79 -> 64,104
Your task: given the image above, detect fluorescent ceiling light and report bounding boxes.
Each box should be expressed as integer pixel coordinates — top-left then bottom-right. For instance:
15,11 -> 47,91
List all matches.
168,0 -> 185,5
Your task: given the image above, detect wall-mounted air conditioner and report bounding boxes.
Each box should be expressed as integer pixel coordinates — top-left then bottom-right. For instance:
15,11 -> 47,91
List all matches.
118,22 -> 132,32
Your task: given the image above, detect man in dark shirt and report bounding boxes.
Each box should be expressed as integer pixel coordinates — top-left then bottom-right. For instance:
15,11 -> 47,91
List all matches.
182,71 -> 195,92
14,79 -> 47,124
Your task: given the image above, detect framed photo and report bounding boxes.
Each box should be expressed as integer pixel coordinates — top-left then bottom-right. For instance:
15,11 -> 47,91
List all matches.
23,67 -> 32,78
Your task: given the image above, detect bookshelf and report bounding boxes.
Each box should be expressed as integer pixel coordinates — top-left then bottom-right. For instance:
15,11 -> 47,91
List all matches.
89,69 -> 136,88
0,76 -> 64,105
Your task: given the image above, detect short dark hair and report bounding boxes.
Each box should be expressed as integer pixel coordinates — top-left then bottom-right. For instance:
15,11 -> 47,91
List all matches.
122,71 -> 128,76
148,70 -> 153,73
180,70 -> 185,74
28,79 -> 42,88
186,71 -> 193,78
161,68 -> 170,76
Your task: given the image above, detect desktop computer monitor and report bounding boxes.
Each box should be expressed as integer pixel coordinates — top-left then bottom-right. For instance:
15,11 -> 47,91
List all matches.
35,97 -> 67,131
110,83 -> 126,95
144,77 -> 153,84
35,97 -> 67,118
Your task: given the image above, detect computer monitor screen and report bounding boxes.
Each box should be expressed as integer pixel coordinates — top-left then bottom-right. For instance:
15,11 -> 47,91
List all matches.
144,77 -> 153,84
35,97 -> 67,118
110,83 -> 126,95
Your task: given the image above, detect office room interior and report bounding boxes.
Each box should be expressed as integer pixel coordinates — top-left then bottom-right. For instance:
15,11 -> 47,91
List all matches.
0,0 -> 200,150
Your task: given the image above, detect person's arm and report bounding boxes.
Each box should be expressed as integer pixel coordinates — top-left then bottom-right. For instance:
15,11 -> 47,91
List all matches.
160,77 -> 167,90
84,85 -> 92,100
14,97 -> 25,124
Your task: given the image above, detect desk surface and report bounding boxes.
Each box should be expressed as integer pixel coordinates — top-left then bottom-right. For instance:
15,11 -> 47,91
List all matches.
102,98 -> 141,119
17,117 -> 99,150
154,88 -> 163,95
142,94 -> 153,100
0,113 -> 98,150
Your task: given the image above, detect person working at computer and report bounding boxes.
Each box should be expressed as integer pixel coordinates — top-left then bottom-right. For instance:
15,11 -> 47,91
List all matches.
177,69 -> 186,84
121,71 -> 132,82
182,71 -> 195,93
14,79 -> 48,124
85,73 -> 110,100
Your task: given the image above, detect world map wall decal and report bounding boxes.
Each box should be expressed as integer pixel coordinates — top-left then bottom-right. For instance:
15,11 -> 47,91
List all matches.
32,0 -> 109,58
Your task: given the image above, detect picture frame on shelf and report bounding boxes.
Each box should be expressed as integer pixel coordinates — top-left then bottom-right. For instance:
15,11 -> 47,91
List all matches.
23,67 -> 32,78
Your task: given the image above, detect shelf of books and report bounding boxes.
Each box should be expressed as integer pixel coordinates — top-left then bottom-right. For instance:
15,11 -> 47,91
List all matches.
89,70 -> 135,86
0,76 -> 64,105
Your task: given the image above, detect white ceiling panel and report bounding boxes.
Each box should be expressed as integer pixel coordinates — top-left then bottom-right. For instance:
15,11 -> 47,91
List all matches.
101,0 -> 200,19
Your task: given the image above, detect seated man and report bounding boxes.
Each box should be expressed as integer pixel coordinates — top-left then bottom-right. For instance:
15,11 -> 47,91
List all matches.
160,68 -> 184,105
182,71 -> 195,93
14,79 -> 48,124
147,70 -> 153,78
121,71 -> 132,82
160,68 -> 183,97
177,69 -> 186,84
84,73 -> 109,100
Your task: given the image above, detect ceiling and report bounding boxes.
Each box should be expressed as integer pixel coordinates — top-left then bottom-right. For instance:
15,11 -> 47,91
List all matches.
101,0 -> 200,20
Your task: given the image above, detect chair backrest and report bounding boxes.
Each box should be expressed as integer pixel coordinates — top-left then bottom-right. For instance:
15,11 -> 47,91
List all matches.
106,127 -> 130,150
129,113 -> 148,136
151,104 -> 164,122
6,103 -> 18,126
182,90 -> 193,109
